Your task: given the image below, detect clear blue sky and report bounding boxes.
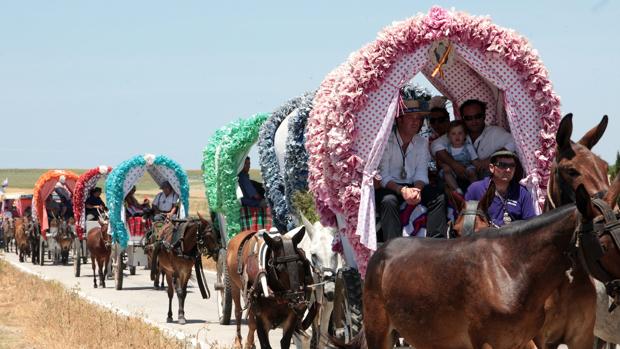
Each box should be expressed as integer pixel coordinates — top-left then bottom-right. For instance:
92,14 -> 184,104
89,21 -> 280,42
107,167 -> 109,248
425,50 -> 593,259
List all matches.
1,0 -> 618,169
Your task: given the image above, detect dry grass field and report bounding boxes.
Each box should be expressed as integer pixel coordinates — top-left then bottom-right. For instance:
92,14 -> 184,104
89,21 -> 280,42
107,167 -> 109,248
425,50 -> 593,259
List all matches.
0,259 -> 190,349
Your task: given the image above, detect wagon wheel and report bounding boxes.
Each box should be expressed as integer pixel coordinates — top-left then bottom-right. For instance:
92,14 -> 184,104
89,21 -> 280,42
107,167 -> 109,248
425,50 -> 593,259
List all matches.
330,267 -> 363,343
74,240 -> 81,277
215,248 -> 232,325
114,248 -> 124,290
39,238 -> 45,266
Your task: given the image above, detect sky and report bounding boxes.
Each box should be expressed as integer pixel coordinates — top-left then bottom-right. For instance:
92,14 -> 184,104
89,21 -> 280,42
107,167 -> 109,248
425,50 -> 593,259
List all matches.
0,0 -> 618,169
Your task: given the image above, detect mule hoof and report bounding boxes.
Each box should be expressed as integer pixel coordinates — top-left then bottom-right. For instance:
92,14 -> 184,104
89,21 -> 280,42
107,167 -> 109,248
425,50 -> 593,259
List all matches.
94,284 -> 98,288
178,317 -> 186,325
166,317 -> 173,323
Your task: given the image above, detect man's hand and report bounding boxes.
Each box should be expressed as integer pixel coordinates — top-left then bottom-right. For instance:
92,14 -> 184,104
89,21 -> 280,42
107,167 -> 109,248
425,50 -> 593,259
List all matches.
401,187 -> 422,206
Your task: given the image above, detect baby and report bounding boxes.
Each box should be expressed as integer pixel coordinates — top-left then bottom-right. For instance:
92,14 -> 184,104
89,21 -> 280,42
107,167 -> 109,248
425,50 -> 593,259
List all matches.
441,120 -> 481,194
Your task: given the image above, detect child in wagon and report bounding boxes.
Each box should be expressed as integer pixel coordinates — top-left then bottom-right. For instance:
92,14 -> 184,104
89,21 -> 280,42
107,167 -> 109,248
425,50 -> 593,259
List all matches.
441,120 -> 481,194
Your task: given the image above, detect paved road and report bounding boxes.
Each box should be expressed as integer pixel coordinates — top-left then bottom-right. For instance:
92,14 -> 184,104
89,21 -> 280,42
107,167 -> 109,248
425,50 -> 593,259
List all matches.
1,251 -> 283,348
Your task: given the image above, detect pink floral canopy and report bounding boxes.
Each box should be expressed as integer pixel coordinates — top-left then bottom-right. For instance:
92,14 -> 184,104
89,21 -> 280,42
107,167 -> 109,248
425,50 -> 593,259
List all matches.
306,6 -> 561,275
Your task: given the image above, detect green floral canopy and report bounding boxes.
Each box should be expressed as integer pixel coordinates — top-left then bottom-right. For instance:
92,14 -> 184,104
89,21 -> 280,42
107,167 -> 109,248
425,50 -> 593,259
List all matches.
202,113 -> 269,238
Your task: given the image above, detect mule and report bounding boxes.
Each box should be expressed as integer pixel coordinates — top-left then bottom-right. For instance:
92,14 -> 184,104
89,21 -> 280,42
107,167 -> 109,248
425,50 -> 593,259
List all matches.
227,227 -> 315,349
86,219 -> 111,288
152,213 -> 218,325
49,216 -> 75,265
447,182 -> 495,238
337,179 -> 620,349
2,218 -> 15,253
293,216 -> 340,349
146,223 -> 167,290
535,114 -> 612,349
13,218 -> 31,262
28,219 -> 40,265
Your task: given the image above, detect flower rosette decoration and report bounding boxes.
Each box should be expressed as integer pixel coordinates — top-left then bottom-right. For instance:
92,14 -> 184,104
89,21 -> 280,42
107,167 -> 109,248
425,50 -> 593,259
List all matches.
74,166 -> 112,240
306,6 -> 561,275
106,154 -> 189,248
259,91 -> 315,231
203,113 -> 269,238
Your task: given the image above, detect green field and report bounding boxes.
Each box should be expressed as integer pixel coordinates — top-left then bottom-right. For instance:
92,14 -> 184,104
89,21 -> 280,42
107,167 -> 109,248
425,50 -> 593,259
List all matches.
0,168 -> 262,216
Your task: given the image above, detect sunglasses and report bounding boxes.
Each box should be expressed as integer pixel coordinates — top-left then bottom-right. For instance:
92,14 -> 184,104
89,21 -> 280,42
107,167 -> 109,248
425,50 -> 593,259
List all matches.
463,113 -> 485,122
494,161 -> 516,169
429,116 -> 449,124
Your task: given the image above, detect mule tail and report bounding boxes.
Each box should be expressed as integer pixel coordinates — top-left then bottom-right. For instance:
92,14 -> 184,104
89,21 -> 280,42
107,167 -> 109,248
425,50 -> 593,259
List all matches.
330,326 -> 366,349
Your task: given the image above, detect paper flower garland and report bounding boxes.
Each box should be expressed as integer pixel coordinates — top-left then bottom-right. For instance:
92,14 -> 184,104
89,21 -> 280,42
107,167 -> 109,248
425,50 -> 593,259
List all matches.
74,166 -> 112,239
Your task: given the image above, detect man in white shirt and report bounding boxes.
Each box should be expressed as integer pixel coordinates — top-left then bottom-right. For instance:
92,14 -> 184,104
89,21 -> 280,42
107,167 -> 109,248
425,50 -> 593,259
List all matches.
434,99 -> 515,179
376,88 -> 447,242
152,181 -> 179,220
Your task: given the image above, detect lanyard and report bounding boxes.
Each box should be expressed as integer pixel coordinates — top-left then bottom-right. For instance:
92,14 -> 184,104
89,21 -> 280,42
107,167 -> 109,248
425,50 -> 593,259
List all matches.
394,129 -> 409,180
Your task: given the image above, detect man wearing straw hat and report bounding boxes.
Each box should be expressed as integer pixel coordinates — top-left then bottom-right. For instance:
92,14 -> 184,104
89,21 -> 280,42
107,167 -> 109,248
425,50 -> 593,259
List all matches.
376,86 -> 448,242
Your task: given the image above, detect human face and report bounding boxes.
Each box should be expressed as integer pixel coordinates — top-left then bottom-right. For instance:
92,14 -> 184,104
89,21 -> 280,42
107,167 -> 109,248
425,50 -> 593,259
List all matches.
462,104 -> 485,134
448,125 -> 466,148
397,113 -> 424,135
490,157 -> 517,182
429,114 -> 450,135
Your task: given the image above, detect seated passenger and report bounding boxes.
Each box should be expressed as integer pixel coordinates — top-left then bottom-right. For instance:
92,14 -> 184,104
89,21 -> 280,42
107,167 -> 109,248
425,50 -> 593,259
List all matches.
125,186 -> 151,217
45,195 -> 61,219
54,180 -> 73,219
85,187 -> 107,220
465,150 -> 536,227
376,88 -> 447,241
238,157 -> 266,208
434,99 -> 515,179
441,120 -> 481,194
152,181 -> 179,220
427,96 -> 451,143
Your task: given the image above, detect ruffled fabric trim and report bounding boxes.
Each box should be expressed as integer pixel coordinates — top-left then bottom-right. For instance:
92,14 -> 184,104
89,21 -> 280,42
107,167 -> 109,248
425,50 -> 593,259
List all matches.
74,166 -> 112,239
32,170 -> 80,225
306,6 -> 561,275
259,91 -> 315,231
202,113 -> 269,238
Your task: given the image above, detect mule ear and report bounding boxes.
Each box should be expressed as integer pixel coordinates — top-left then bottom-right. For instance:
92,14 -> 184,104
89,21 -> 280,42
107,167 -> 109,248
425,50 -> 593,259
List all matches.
556,113 -> 573,153
479,181 -> 496,214
298,212 -> 315,240
578,115 -> 608,150
263,233 -> 280,248
576,184 -> 595,220
197,211 -> 208,224
291,227 -> 306,246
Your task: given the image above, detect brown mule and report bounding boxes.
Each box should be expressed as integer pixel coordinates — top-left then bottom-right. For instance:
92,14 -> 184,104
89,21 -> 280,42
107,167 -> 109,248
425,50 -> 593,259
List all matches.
146,225 -> 166,290
447,181 -> 495,238
86,220 -> 111,288
226,228 -> 315,349
49,217 -> 75,265
535,114 -> 610,349
338,178 -> 620,349
13,218 -> 31,262
153,213 -> 218,325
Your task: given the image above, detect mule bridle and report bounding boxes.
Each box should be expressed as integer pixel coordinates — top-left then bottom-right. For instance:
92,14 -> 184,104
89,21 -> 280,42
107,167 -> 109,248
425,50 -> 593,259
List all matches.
263,238 -> 312,309
457,201 -> 493,236
572,197 -> 620,311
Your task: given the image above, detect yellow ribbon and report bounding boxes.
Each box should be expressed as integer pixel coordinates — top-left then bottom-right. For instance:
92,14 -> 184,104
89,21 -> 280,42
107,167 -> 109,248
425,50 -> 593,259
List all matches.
431,42 -> 453,79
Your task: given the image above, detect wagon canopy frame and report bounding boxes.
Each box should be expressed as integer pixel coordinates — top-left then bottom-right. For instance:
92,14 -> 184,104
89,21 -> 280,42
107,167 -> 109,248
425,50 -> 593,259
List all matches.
32,170 -> 80,238
73,165 -> 113,240
105,154 -> 189,248
307,6 -> 562,274
202,113 -> 269,239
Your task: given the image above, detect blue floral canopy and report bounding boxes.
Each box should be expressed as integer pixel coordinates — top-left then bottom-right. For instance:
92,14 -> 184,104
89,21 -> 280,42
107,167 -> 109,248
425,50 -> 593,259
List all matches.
106,154 -> 190,248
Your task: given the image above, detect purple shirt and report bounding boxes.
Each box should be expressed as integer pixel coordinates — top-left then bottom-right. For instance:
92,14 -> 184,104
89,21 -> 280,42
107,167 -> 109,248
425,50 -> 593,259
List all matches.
464,177 -> 537,227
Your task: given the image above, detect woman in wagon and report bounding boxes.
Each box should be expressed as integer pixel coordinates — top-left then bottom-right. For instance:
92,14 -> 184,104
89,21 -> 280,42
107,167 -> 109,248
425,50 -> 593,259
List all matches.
125,185 -> 150,217
464,149 -> 536,227
85,187 -> 107,220
152,181 -> 179,220
376,87 -> 447,242
433,99 -> 515,179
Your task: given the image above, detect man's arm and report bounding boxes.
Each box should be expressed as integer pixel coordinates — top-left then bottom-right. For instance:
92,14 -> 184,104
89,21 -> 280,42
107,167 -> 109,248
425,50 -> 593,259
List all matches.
436,150 -> 467,177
